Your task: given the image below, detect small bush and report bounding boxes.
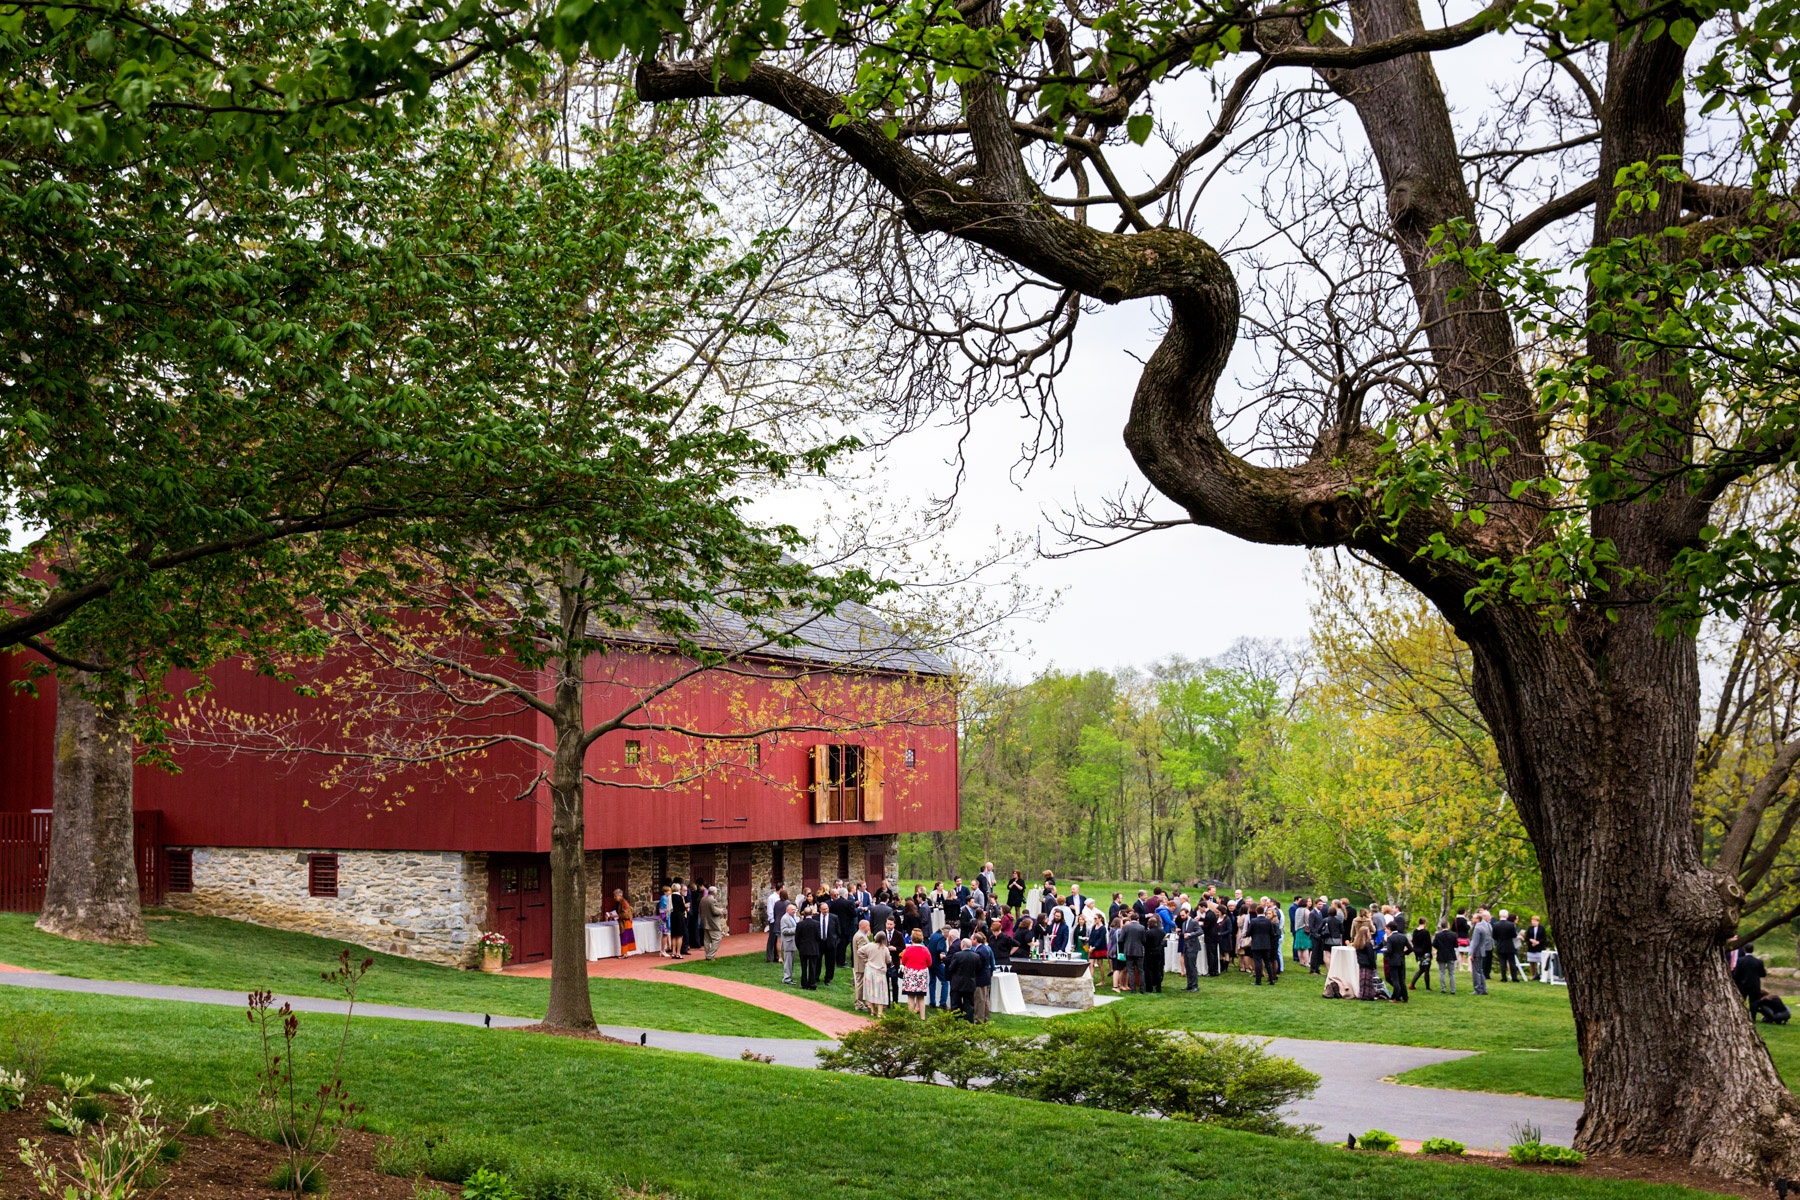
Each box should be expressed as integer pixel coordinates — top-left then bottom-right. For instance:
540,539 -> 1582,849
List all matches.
814,1012 -> 930,1079
0,1067 -> 29,1111
1358,1129 -> 1400,1152
268,1158 -> 329,1193
1509,1142 -> 1585,1165
1419,1137 -> 1465,1155
463,1166 -> 523,1200
157,1138 -> 184,1162
0,1010 -> 66,1089
181,1108 -> 217,1139
413,1187 -> 454,1200
46,1094 -> 110,1133
376,1135 -> 429,1178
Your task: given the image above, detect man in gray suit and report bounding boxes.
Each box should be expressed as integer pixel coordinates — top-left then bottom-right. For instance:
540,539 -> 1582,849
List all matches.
779,903 -> 799,984
868,897 -> 894,938
1467,909 -> 1495,995
699,887 -> 724,959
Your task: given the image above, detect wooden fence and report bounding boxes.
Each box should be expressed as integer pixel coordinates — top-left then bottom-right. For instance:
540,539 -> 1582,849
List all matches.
0,811 -> 164,912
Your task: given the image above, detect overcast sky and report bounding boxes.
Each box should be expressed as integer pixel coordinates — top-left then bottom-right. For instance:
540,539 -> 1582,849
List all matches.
766,11 -> 1534,679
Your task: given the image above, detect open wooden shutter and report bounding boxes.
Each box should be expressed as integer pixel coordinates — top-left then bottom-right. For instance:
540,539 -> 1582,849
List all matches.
811,745 -> 830,822
863,747 -> 884,822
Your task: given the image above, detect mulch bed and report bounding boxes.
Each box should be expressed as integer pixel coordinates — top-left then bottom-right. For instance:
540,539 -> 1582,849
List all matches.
0,1089 -> 457,1199
1397,1148 -> 1763,1197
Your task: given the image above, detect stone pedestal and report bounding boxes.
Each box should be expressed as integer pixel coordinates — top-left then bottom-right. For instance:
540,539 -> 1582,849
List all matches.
1015,968 -> 1096,1010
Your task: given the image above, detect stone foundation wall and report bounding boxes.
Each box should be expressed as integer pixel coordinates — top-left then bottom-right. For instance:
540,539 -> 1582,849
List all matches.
163,847 -> 484,967
1016,968 -> 1095,1009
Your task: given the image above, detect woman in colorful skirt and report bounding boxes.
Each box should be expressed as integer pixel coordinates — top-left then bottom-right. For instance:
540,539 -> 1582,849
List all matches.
863,932 -> 892,1018
900,930 -> 932,1016
1292,899 -> 1313,970
613,889 -> 636,955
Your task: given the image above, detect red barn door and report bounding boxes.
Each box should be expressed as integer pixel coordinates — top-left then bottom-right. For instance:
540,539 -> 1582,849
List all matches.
489,854 -> 551,964
728,846 -> 752,934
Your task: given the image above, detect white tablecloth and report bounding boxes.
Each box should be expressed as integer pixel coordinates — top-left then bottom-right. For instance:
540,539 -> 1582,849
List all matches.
930,909 -> 945,933
584,920 -> 662,960
1163,937 -> 1182,974
1025,893 -> 1042,919
1325,945 -> 1361,997
990,970 -> 1028,1015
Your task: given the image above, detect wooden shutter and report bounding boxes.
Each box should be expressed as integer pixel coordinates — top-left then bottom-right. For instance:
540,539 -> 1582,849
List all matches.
811,745 -> 830,822
863,747 -> 884,822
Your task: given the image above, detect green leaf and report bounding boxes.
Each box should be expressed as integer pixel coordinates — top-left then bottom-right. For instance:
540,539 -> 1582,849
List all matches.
1127,112 -> 1153,145
1669,17 -> 1697,46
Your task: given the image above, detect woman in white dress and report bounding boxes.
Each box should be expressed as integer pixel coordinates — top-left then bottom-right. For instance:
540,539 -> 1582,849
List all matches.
863,932 -> 892,1017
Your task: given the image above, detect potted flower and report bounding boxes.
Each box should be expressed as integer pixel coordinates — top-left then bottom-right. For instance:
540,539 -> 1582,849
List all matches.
476,931 -> 512,972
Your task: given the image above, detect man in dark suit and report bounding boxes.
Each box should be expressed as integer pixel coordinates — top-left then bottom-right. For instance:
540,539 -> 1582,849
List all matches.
1432,920 -> 1460,994
1247,907 -> 1278,984
1118,914 -> 1147,993
1734,944 -> 1767,1012
946,941 -> 984,1021
1180,908 -> 1203,990
1491,910 -> 1522,982
827,888 -> 857,972
795,905 -> 827,990
868,896 -> 895,941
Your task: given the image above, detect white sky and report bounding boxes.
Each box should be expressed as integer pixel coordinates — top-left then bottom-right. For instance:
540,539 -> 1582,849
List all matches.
766,13 -> 1531,678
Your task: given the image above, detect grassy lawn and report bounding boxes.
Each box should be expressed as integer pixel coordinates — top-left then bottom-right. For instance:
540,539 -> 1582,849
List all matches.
680,949 -> 1800,1100
0,988 -> 1741,1200
0,911 -> 816,1040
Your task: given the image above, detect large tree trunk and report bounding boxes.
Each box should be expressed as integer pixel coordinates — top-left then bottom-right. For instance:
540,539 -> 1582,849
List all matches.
38,671 -> 147,944
541,577 -> 597,1032
1469,608 -> 1800,1177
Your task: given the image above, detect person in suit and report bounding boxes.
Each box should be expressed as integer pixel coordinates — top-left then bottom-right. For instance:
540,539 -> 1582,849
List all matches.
794,904 -> 827,989
698,886 -> 724,959
828,888 -> 857,971
1200,903 -> 1222,976
765,887 -> 786,963
1467,910 -> 1494,995
1143,914 -> 1167,992
868,896 -> 895,940
1409,919 -> 1433,991
1247,906 -> 1278,985
946,939 -> 984,1021
1431,919 -> 1459,993
1118,913 -> 1147,993
1523,915 -> 1549,979
1734,944 -> 1768,1011
1311,903 -> 1340,974
926,924 -> 949,1009
1180,907 -> 1203,989
687,878 -> 705,951
778,903 -> 799,984
1491,910 -> 1523,981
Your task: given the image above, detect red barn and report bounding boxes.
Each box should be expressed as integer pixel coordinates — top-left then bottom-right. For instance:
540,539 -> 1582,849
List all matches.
0,608 -> 958,966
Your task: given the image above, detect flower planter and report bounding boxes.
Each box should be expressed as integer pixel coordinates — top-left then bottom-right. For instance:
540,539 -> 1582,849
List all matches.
480,950 -> 505,973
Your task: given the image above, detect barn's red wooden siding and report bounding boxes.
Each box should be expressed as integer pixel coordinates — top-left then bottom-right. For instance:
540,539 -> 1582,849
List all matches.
0,646 -> 958,853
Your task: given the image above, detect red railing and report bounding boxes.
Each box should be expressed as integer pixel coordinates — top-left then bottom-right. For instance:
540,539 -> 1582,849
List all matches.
0,811 -> 164,912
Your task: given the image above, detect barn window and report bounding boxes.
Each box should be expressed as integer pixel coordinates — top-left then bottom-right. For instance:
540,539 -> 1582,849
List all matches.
811,745 -> 885,824
749,742 -> 762,769
624,739 -> 642,766
166,850 -> 193,893
904,747 -> 916,769
308,854 -> 339,898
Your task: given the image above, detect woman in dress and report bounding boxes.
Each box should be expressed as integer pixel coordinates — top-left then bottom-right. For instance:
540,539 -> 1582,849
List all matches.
1109,915 -> 1127,990
899,930 -> 932,1016
1352,925 -> 1378,1000
902,899 -> 924,940
864,932 -> 892,1017
1007,871 -> 1026,916
1087,911 -> 1111,981
612,889 -> 637,955
1291,897 -> 1313,970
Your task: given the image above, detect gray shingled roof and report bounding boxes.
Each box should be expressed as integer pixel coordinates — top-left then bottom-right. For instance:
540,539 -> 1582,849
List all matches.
597,597 -> 953,677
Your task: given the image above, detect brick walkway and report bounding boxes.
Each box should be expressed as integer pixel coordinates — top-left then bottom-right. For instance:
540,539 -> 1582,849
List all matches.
501,934 -> 869,1038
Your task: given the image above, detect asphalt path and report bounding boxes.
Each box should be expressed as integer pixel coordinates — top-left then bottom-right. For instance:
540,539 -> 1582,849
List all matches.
0,970 -> 1579,1145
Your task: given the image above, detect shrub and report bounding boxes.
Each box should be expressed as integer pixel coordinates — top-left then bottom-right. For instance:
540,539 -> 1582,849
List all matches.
1419,1137 -> 1465,1155
18,1077 -> 201,1200
0,1067 -> 29,1112
463,1166 -> 523,1200
814,1013 -> 929,1079
413,1187 -> 455,1200
1509,1142 -> 1585,1165
998,1010 -> 1320,1137
269,1158 -> 329,1193
1358,1129 -> 1400,1152
0,1009 -> 66,1090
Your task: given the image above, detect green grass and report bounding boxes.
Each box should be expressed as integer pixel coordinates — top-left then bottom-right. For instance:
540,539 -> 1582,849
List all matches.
0,911 -> 816,1040
1396,1047 -> 1588,1100
0,989 -> 1739,1200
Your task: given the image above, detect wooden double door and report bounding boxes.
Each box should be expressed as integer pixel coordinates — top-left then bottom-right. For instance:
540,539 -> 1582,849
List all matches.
488,853 -> 551,964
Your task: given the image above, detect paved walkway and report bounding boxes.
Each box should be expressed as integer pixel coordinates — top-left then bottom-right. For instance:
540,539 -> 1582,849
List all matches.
499,934 -> 869,1038
0,969 -> 1578,1145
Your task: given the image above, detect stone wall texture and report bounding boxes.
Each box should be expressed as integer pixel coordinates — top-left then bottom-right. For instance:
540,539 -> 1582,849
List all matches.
1016,968 -> 1095,1009
163,847 -> 485,967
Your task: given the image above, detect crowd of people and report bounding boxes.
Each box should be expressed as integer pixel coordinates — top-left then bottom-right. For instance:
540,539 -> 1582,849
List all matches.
751,864 -> 1559,1017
